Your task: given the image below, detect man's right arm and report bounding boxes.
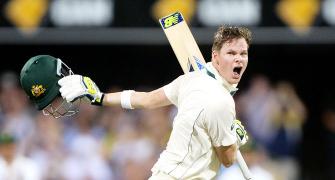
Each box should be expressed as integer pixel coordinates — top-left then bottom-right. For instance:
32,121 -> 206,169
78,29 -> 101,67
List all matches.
103,87 -> 172,109
58,74 -> 178,109
103,73 -> 184,109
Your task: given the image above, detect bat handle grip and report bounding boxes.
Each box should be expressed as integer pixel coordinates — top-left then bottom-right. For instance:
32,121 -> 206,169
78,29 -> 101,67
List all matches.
237,150 -> 253,180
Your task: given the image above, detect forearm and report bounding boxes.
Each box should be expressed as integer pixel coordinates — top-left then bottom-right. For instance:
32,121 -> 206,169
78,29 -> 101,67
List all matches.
102,91 -> 154,109
214,143 -> 238,167
58,75 -> 172,109
131,91 -> 169,109
223,144 -> 237,167
102,88 -> 171,109
102,92 -> 122,107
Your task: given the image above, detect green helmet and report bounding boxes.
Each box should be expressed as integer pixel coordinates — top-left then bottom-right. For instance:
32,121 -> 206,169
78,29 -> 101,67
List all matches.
20,55 -> 79,118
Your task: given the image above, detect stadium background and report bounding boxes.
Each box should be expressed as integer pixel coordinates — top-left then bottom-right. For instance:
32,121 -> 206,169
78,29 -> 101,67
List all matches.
0,0 -> 334,180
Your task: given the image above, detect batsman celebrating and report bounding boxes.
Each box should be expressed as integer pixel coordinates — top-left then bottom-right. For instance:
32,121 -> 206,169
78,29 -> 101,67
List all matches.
20,25 -> 251,180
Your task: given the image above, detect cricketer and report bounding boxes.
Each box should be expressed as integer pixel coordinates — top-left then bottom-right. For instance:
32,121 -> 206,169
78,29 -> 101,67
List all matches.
20,25 -> 251,180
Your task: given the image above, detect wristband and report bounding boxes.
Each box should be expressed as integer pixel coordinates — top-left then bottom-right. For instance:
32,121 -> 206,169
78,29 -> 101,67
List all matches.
120,90 -> 135,109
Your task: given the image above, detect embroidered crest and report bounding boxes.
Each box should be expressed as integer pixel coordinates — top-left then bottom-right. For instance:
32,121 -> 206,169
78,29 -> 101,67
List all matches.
31,85 -> 46,97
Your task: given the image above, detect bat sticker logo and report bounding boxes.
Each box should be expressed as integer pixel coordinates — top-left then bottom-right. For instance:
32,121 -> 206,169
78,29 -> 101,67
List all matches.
187,56 -> 205,72
194,56 -> 205,70
160,12 -> 184,29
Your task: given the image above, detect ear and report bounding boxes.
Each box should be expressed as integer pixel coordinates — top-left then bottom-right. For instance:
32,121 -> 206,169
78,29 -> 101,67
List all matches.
212,50 -> 219,66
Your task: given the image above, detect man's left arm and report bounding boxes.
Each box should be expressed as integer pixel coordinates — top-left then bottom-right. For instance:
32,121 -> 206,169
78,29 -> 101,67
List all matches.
204,100 -> 248,167
213,119 -> 248,168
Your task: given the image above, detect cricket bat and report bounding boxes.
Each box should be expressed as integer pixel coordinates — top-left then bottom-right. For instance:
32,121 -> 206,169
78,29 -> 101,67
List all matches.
159,12 -> 206,73
159,12 -> 253,180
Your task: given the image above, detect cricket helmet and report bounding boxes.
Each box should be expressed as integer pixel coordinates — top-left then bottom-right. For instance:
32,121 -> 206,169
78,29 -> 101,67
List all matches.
20,55 -> 79,118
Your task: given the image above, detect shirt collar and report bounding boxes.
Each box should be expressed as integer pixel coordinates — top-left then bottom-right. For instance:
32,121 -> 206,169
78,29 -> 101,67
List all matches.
204,62 -> 239,95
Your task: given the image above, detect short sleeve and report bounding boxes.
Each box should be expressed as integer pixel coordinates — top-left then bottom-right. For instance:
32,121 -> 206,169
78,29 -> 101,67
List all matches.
205,100 -> 237,147
163,75 -> 184,105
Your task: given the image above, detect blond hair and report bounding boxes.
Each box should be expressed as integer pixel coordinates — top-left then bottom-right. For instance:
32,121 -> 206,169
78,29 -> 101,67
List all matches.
212,26 -> 252,52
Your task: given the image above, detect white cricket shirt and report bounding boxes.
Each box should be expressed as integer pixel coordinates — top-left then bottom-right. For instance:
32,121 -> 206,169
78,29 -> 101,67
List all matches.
151,62 -> 238,180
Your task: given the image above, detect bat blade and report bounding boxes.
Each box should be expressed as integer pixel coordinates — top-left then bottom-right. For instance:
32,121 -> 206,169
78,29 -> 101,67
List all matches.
159,12 -> 206,73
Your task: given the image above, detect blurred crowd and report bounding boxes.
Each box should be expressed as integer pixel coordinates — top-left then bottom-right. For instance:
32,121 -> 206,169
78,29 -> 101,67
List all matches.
0,70 -> 333,180
0,71 -> 174,180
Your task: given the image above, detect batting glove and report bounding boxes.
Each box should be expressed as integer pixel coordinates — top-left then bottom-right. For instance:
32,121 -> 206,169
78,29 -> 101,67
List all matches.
58,75 -> 104,106
231,119 -> 248,147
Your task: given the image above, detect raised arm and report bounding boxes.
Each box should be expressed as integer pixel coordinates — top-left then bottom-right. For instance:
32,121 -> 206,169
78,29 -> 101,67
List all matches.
103,88 -> 172,109
58,74 -> 172,109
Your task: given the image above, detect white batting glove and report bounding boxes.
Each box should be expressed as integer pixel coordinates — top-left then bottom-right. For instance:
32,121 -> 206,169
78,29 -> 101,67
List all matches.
231,119 -> 248,147
58,75 -> 104,105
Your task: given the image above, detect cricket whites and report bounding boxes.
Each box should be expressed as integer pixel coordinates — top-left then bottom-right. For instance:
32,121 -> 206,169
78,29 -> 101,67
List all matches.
159,12 -> 253,180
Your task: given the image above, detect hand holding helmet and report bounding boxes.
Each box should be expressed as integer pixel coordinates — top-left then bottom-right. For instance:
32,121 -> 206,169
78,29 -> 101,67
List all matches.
58,75 -> 104,105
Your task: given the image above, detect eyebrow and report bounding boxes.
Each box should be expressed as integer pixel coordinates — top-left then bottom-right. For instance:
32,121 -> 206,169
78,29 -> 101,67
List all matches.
226,49 -> 248,53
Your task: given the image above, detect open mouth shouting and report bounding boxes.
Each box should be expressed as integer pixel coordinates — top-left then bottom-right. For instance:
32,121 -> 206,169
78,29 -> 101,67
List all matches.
233,66 -> 242,79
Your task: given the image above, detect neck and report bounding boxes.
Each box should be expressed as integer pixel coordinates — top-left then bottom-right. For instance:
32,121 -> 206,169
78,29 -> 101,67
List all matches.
206,62 -> 239,94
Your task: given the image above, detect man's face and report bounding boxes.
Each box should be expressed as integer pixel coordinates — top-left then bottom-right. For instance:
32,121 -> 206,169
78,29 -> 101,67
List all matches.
212,38 -> 248,84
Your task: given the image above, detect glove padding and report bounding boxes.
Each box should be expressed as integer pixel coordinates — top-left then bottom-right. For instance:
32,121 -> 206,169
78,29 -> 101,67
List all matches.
231,119 -> 248,147
58,75 -> 104,105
